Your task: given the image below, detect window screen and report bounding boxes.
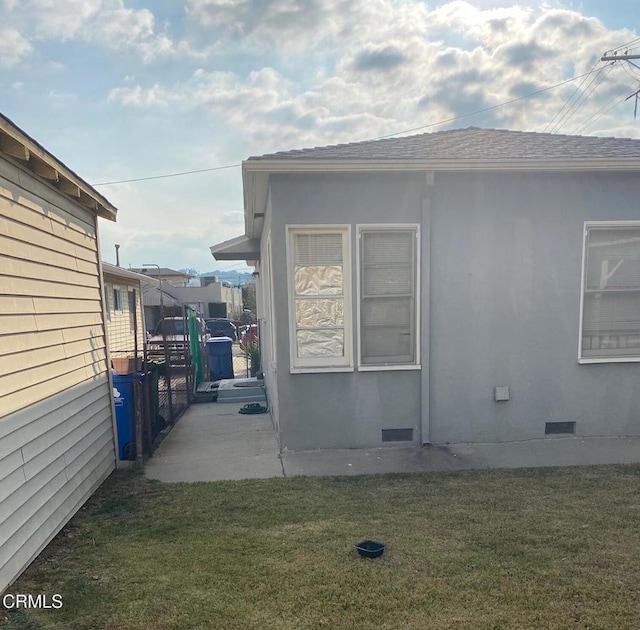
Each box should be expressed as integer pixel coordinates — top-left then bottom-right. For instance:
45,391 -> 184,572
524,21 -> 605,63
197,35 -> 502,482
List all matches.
360,228 -> 417,365
581,225 -> 640,359
289,229 -> 350,366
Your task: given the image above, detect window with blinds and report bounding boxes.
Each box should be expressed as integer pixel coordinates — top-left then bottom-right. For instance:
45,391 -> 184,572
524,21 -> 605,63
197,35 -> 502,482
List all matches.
359,226 -> 418,366
287,226 -> 352,370
580,223 -> 640,360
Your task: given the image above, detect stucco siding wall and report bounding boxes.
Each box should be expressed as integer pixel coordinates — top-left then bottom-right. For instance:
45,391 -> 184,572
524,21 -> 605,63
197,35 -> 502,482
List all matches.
259,190 -> 280,437
429,171 -> 640,444
0,156 -> 115,592
269,169 -> 640,451
270,172 -> 425,450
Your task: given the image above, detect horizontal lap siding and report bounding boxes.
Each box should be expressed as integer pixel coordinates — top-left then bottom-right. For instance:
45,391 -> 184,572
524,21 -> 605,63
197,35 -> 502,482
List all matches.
104,276 -> 145,357
0,158 -> 115,593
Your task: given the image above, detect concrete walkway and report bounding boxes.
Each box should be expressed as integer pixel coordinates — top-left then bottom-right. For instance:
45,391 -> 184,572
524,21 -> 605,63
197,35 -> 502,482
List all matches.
145,396 -> 640,482
145,401 -> 283,482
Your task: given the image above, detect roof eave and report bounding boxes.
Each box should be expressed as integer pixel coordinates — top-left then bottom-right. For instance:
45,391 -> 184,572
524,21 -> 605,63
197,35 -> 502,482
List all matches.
0,113 -> 118,221
241,156 -> 640,250
210,234 -> 260,262
243,157 -> 640,173
102,262 -> 160,287
242,158 -> 640,238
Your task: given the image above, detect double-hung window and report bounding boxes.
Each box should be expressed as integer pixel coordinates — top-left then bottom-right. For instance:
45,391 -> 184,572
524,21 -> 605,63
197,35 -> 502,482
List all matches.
358,225 -> 419,368
287,226 -> 352,372
580,222 -> 640,362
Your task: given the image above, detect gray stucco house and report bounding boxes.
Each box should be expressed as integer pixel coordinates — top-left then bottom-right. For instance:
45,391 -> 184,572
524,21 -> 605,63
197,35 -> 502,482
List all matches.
211,127 -> 640,454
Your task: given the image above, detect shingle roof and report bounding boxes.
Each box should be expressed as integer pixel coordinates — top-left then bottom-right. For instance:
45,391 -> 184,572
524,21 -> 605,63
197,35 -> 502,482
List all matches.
248,127 -> 640,162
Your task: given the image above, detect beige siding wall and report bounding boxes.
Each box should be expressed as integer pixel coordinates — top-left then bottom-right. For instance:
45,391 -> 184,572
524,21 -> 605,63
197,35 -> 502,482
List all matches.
0,156 -> 115,592
103,276 -> 145,359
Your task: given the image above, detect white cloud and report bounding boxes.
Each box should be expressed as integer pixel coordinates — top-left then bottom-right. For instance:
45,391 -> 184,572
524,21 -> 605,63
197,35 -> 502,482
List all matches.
3,0 -> 105,40
185,0 -> 426,52
0,27 -> 33,66
140,1 -> 626,150
107,83 -> 177,107
0,0 -> 206,64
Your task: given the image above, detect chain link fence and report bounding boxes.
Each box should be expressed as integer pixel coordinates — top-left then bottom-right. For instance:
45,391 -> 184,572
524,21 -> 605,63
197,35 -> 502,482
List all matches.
145,306 -> 209,445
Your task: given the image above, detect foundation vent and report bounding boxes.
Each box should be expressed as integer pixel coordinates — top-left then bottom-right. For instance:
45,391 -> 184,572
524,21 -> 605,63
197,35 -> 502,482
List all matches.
545,422 -> 576,435
382,428 -> 414,442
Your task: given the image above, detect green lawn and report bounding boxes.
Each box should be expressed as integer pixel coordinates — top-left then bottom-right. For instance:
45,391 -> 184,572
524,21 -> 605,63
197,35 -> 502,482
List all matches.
3,465 -> 640,629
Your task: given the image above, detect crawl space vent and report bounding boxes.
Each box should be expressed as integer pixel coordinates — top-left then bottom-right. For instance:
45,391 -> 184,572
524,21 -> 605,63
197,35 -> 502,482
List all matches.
545,421 -> 576,435
381,428 -> 413,442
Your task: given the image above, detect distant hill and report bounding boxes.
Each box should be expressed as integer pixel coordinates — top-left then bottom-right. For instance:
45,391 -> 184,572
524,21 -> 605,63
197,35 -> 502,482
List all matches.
200,270 -> 254,286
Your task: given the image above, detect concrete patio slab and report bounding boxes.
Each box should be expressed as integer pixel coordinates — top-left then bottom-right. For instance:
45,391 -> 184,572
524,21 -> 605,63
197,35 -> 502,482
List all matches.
281,436 -> 640,477
448,435 -> 640,469
145,401 -> 283,482
145,399 -> 640,483
280,444 -> 469,477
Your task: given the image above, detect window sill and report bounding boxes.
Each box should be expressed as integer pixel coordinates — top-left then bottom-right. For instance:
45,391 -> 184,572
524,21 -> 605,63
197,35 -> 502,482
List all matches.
290,366 -> 355,374
578,357 -> 640,364
358,364 -> 421,372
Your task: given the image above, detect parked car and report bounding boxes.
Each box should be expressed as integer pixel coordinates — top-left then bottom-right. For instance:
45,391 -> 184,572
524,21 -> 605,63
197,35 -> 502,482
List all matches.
239,324 -> 259,350
205,317 -> 237,341
147,316 -> 209,363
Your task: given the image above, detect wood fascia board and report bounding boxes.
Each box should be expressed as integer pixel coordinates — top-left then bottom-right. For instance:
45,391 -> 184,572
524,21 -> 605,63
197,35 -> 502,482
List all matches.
0,116 -> 117,221
243,157 -> 640,173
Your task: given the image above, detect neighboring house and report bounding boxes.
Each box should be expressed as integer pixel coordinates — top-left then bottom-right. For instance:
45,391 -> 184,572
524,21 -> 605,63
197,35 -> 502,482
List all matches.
211,127 -> 640,454
166,280 -> 244,320
102,263 -> 158,373
136,270 -> 243,331
131,267 -> 193,287
137,280 -> 181,333
0,114 -> 118,592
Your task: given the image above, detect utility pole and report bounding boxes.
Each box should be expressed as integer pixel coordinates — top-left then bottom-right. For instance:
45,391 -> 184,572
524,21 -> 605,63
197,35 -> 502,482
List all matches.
601,53 -> 640,62
600,52 -> 640,118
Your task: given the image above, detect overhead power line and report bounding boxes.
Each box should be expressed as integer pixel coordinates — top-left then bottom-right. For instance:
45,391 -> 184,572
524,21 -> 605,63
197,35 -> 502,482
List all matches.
92,67 -> 605,187
93,163 -> 241,186
549,64 -> 615,134
572,80 -> 639,135
370,68 -> 603,141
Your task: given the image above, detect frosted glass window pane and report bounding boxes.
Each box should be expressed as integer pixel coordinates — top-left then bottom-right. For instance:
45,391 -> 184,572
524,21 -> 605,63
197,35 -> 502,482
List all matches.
296,298 -> 344,328
288,229 -> 349,366
297,329 -> 344,358
294,266 -> 343,296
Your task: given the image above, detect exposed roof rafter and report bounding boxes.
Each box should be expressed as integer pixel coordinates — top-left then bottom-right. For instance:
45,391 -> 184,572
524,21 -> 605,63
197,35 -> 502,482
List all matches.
0,114 -> 117,221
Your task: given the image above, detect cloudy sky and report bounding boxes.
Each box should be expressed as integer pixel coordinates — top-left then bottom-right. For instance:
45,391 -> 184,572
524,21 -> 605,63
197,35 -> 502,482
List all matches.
1,0 -> 639,274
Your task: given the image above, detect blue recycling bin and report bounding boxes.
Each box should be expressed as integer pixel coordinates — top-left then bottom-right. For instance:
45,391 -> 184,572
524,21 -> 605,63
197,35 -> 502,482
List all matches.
112,373 -> 138,460
207,337 -> 234,381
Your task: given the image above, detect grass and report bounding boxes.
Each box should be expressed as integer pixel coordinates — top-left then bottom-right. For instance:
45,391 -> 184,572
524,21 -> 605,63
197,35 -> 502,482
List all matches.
3,465 -> 640,629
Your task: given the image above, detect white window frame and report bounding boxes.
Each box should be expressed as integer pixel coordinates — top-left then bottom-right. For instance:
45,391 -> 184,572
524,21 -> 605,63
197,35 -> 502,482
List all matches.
578,220 -> 640,364
286,224 -> 353,374
357,224 -> 421,371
